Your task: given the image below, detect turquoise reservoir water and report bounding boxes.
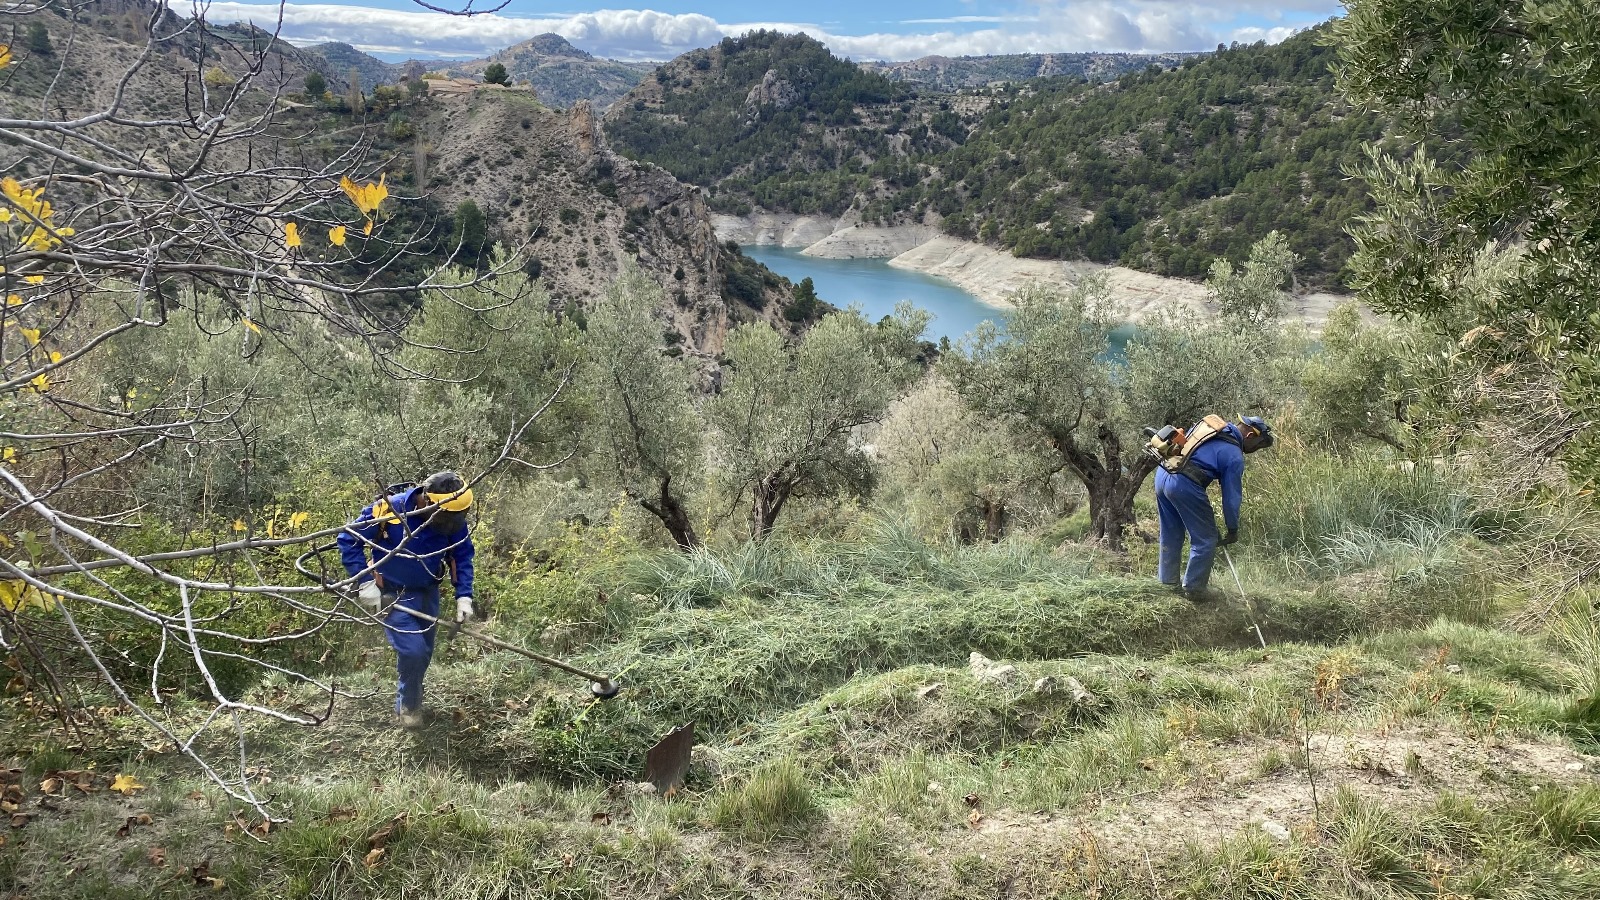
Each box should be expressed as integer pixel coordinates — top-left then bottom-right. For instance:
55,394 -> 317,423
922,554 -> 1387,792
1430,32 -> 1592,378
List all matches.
741,245 -> 1006,344
741,244 -> 1137,355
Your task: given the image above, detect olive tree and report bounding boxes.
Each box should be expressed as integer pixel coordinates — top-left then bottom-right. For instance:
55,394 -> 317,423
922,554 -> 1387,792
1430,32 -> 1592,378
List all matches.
944,273 -> 1278,550
710,306 -> 926,540
580,266 -> 704,549
875,376 -> 1063,542
1333,0 -> 1600,480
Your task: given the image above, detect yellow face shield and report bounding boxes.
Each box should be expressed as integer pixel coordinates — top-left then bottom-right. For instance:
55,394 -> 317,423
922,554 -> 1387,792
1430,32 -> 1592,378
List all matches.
425,487 -> 474,512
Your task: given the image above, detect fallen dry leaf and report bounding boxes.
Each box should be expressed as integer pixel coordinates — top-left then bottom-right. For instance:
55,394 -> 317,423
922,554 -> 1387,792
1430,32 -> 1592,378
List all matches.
963,792 -> 982,808
147,846 -> 167,867
966,810 -> 984,830
110,773 -> 145,795
185,791 -> 205,801
0,800 -> 16,815
590,811 -> 612,825
115,814 -> 154,838
9,812 -> 31,828
363,847 -> 385,869
366,812 -> 408,850
39,777 -> 61,795
325,806 -> 357,823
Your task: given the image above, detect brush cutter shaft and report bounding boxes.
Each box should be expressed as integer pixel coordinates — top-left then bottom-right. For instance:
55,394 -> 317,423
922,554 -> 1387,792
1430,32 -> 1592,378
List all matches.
387,602 -> 613,687
295,542 -> 619,697
1222,547 -> 1268,651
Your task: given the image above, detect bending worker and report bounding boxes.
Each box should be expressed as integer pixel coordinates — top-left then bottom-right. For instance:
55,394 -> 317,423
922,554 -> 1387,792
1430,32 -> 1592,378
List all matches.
1154,416 -> 1273,602
337,471 -> 476,727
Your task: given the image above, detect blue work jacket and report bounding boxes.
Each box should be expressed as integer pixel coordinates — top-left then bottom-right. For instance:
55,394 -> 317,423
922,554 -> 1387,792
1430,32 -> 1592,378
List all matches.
1182,423 -> 1247,532
336,486 -> 475,597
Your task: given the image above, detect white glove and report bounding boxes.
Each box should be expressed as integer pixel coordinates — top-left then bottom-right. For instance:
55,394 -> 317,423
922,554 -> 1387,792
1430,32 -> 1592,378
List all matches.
455,596 -> 475,624
357,581 -> 382,612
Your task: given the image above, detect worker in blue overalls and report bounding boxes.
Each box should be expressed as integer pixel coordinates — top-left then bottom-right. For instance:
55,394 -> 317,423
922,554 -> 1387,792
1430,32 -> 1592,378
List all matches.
1154,416 -> 1273,602
338,470 -> 476,727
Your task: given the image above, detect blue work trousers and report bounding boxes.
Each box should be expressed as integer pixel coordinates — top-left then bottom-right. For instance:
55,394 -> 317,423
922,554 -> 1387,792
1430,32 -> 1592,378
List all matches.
1155,468 -> 1220,592
383,584 -> 441,713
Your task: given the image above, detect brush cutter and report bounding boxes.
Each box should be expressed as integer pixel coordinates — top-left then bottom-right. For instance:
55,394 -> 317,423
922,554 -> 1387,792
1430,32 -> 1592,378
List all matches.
1221,546 -> 1267,651
295,543 -> 621,699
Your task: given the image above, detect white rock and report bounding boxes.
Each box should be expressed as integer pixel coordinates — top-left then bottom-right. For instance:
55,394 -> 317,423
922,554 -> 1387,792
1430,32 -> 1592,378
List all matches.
1566,762 -> 1586,772
1032,676 -> 1060,695
1261,820 -> 1291,842
968,651 -> 994,674
980,664 -> 1018,685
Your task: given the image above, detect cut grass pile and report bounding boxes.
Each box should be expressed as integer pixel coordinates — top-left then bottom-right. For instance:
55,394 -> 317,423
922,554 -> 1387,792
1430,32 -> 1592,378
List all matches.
5,463 -> 1599,899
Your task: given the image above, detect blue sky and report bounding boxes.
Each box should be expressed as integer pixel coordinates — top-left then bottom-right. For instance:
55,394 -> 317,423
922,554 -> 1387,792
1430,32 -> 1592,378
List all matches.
207,1 -> 1344,62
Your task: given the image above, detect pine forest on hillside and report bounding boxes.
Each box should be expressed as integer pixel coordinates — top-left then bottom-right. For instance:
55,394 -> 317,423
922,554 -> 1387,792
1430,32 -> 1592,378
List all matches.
3,2 -> 1600,899
609,27 -> 1398,289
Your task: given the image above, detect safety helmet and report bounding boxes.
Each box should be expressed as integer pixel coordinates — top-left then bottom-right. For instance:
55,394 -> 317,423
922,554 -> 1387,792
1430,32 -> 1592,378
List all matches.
419,470 -> 473,533
1237,415 -> 1274,454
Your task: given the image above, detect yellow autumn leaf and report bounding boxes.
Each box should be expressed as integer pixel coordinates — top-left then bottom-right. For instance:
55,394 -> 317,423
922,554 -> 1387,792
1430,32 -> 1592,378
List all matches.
265,518 -> 276,538
29,373 -> 48,393
126,387 -> 138,400
48,350 -> 61,364
288,511 -> 310,529
363,218 -> 374,236
110,774 -> 145,795
24,275 -> 43,285
5,294 -> 20,306
0,44 -> 10,69
329,225 -> 347,246
2,447 -> 13,462
19,326 -> 40,345
243,318 -> 261,334
232,519 -> 247,532
339,173 -> 388,217
0,208 -> 10,223
284,221 -> 301,249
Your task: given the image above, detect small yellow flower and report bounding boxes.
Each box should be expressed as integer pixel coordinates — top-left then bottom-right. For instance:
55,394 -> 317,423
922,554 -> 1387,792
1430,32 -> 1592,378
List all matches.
284,221 -> 301,249
126,387 -> 138,400
5,294 -> 19,307
48,350 -> 61,364
329,225 -> 347,246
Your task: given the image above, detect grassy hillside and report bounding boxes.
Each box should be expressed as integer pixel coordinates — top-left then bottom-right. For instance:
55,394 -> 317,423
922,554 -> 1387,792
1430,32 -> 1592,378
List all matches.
5,450 -> 1598,898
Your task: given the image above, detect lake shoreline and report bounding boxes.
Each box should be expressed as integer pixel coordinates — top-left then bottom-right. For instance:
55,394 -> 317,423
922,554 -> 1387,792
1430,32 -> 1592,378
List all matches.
714,213 -> 1349,327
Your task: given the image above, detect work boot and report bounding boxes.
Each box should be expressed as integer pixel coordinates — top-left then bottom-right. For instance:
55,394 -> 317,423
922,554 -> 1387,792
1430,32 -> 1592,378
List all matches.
396,706 -> 425,729
1184,586 -> 1224,604
1160,581 -> 1184,596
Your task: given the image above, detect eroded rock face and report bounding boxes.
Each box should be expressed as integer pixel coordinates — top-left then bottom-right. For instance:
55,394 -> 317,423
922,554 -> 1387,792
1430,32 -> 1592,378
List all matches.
743,69 -> 799,123
569,99 -> 603,157
425,92 -> 799,358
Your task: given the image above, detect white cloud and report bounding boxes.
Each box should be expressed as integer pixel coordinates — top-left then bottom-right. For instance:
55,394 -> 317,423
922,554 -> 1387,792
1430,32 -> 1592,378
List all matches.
203,2 -> 1333,62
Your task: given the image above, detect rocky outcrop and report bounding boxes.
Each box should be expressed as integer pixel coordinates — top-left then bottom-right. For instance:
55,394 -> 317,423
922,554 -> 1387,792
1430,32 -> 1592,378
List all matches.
744,69 -> 800,119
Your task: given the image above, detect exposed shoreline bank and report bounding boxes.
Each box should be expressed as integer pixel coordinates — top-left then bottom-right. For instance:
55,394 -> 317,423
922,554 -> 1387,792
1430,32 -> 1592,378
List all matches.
713,214 -> 1348,326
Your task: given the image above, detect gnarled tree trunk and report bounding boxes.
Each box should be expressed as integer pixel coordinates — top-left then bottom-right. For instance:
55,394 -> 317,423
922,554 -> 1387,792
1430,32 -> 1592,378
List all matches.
636,474 -> 700,551
1053,426 -> 1158,552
